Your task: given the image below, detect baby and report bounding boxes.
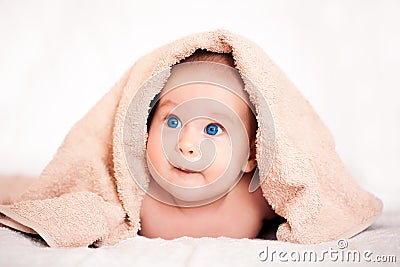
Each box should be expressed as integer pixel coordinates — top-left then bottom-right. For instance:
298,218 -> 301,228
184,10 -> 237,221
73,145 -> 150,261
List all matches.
139,50 -> 277,239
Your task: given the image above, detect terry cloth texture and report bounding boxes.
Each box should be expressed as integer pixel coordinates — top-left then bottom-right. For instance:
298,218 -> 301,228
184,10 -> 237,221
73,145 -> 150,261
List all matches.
0,29 -> 382,247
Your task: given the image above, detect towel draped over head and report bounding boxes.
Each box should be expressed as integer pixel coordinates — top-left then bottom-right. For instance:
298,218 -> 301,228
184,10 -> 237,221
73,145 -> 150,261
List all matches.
0,29 -> 382,247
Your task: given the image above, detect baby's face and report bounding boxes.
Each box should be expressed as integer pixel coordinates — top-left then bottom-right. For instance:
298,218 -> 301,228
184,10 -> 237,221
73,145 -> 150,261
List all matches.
146,82 -> 256,195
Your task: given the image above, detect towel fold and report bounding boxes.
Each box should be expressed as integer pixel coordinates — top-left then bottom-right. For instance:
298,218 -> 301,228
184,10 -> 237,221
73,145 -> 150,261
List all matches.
0,29 -> 382,247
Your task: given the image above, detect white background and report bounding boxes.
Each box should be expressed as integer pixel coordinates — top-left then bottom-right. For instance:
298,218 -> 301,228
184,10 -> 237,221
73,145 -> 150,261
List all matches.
0,0 -> 399,210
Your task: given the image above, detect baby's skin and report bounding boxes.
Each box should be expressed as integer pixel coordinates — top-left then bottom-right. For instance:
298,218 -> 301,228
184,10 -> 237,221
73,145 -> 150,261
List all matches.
139,80 -> 276,239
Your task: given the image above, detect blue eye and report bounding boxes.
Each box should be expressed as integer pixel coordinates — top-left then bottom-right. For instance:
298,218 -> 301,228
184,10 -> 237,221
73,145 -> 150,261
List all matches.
205,123 -> 222,136
166,116 -> 181,128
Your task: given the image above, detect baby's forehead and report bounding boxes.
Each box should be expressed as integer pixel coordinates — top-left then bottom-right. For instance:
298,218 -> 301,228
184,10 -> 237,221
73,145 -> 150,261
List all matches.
164,62 -> 243,92
159,82 -> 250,115
160,62 -> 253,108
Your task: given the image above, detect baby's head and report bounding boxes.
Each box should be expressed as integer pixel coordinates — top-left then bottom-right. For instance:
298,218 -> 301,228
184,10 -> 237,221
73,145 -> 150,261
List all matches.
146,50 -> 258,205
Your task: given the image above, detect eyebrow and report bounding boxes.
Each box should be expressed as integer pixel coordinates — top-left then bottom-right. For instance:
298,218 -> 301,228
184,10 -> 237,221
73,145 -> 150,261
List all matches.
208,112 -> 235,125
157,100 -> 236,125
158,99 -> 178,109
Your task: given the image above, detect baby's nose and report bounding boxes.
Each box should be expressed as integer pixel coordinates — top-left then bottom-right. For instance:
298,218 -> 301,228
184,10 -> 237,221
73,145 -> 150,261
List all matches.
178,128 -> 200,159
179,143 -> 196,156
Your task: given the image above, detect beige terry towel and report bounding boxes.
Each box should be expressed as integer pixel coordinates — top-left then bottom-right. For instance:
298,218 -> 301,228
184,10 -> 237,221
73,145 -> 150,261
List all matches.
0,29 -> 382,247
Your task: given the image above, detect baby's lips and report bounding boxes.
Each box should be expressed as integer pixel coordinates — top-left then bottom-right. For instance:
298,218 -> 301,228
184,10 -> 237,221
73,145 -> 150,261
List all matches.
174,165 -> 199,173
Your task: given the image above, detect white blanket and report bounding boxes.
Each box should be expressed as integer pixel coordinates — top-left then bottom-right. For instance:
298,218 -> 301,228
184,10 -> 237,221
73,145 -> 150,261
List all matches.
1,210 -> 398,267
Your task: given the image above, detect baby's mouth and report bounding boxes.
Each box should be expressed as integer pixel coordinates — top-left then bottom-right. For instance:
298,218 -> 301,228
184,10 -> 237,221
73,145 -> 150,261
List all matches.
174,166 -> 199,174
171,165 -> 209,187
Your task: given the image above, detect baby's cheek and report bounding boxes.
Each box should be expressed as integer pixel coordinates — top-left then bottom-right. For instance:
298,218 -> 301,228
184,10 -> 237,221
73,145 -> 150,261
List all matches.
213,141 -> 232,173
147,130 -> 163,163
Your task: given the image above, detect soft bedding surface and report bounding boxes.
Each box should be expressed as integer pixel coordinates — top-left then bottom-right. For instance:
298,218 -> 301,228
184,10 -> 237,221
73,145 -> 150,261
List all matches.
1,210 -> 398,267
